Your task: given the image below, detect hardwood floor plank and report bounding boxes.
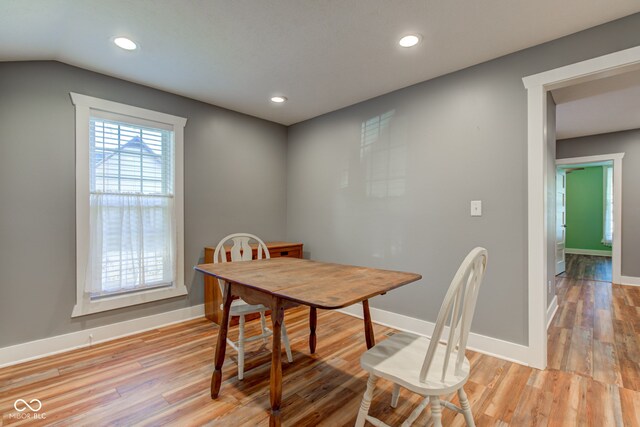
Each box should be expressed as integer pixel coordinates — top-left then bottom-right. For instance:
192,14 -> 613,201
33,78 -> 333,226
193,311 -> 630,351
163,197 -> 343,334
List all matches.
509,384 -> 553,427
566,326 -> 593,376
593,341 -> 623,387
619,387 -> 640,427
483,362 -> 531,423
585,381 -> 620,427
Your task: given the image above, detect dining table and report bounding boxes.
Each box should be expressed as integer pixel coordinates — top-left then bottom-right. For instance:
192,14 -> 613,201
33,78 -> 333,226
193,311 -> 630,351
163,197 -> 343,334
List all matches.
194,257 -> 422,426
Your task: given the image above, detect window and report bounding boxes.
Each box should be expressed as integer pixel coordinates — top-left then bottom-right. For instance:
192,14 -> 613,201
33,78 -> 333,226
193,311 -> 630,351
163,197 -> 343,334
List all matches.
71,93 -> 187,317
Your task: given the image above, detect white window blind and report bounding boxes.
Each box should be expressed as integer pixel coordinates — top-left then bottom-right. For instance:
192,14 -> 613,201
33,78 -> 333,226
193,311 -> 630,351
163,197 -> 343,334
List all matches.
87,117 -> 176,297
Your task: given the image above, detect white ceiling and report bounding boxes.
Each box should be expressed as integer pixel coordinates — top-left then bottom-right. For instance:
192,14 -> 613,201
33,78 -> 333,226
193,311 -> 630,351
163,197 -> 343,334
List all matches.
2,1 -> 640,125
554,69 -> 640,139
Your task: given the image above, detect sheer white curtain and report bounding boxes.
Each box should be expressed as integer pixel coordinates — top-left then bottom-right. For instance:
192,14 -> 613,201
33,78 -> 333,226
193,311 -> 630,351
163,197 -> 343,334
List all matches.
86,193 -> 175,296
602,166 -> 613,247
86,117 -> 176,297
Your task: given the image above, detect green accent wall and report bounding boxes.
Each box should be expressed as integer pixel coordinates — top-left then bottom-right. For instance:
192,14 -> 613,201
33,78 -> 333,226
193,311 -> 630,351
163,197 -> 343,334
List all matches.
565,166 -> 611,252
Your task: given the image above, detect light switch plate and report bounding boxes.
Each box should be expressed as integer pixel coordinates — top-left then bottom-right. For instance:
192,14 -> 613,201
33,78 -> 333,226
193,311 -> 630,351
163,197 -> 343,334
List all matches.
471,200 -> 482,216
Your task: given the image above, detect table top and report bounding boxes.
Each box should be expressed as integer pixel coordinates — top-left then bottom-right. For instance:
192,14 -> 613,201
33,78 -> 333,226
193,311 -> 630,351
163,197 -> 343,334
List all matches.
195,257 -> 422,309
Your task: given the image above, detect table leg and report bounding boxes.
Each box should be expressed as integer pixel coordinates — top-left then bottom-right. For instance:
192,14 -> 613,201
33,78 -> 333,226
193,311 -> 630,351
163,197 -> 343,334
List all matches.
270,302 -> 284,427
309,307 -> 317,353
362,299 -> 375,349
211,282 -> 233,399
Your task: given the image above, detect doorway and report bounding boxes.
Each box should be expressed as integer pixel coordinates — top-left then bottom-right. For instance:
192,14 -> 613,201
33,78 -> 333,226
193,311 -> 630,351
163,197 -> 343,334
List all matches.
523,46 -> 640,369
555,154 -> 623,285
556,160 -> 615,282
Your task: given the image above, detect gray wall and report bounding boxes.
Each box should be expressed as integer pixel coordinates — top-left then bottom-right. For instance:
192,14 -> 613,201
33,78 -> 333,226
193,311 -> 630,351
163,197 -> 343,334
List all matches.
557,128 -> 640,278
3,14 -> 640,351
0,61 -> 288,347
286,13 -> 640,345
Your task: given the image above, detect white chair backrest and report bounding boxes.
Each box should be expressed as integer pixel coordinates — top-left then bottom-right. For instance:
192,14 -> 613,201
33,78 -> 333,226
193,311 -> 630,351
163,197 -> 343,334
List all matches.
213,233 -> 270,295
420,247 -> 488,383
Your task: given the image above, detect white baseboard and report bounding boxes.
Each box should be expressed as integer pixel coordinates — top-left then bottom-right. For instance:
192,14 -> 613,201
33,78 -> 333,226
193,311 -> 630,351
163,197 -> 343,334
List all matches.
565,248 -> 612,257
338,304 -> 529,366
546,296 -> 558,329
0,304 -> 205,368
619,276 -> 640,287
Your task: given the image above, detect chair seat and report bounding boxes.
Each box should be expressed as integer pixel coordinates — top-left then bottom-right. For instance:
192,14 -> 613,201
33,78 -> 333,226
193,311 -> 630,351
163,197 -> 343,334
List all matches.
226,299 -> 268,316
360,331 -> 470,395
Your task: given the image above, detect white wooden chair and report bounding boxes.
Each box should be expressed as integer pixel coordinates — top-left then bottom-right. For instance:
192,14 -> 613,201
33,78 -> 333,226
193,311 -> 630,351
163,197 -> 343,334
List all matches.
213,233 -> 293,380
355,247 -> 488,427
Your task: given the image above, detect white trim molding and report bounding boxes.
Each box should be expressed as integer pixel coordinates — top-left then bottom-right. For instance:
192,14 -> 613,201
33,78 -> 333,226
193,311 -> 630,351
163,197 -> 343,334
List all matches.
339,303 -> 529,366
523,45 -> 640,370
0,305 -> 205,368
565,248 -> 612,257
619,276 -> 640,287
70,93 -> 188,317
546,296 -> 558,330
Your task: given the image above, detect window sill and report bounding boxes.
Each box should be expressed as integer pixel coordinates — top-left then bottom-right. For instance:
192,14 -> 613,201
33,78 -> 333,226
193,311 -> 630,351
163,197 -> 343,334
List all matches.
71,284 -> 188,318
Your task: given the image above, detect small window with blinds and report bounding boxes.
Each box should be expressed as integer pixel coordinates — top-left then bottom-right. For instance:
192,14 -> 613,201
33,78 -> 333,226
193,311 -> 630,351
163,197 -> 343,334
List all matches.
87,116 -> 176,298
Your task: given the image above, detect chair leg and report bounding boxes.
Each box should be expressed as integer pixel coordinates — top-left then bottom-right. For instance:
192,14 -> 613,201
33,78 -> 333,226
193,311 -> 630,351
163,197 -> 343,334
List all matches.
458,387 -> 475,427
402,396 -> 430,427
430,396 -> 443,427
391,384 -> 400,408
355,374 -> 377,427
238,315 -> 245,380
281,322 -> 293,363
260,311 -> 268,345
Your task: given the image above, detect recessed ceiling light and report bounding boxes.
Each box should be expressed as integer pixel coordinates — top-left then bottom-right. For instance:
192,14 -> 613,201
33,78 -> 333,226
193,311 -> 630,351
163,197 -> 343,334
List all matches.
114,37 -> 137,51
270,96 -> 287,103
398,34 -> 421,48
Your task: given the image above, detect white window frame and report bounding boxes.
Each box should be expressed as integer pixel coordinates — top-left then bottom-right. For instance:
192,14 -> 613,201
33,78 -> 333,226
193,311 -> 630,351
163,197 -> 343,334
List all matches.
70,93 -> 188,317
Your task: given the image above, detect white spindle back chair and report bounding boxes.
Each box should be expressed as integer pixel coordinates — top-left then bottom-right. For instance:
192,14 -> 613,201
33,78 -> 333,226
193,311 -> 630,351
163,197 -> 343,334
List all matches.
213,233 -> 293,380
355,247 -> 488,427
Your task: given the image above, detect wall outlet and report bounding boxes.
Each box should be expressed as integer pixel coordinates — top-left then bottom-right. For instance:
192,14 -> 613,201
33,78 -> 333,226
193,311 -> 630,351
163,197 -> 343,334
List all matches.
470,200 -> 482,216
547,280 -> 553,295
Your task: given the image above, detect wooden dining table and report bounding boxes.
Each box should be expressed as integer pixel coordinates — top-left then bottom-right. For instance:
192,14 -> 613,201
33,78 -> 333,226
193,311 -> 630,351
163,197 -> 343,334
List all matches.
194,257 -> 422,426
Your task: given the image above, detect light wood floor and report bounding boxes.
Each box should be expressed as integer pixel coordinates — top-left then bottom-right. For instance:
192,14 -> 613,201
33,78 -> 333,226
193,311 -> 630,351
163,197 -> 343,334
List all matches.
2,275 -> 640,425
558,253 -> 612,282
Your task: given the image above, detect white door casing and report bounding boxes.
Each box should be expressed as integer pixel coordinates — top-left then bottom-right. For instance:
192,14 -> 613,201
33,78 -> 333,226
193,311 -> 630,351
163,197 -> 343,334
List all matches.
556,169 -> 566,275
523,45 -> 640,370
